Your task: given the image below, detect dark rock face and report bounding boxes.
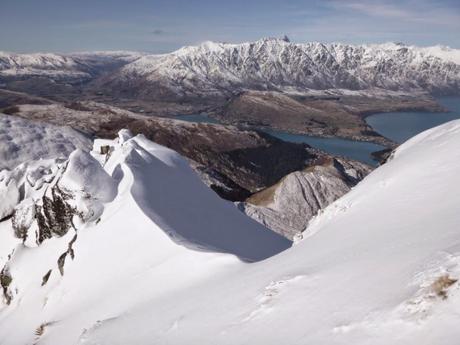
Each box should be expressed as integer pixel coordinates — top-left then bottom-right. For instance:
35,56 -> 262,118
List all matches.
371,148 -> 395,165
12,183 -> 76,245
0,266 -> 12,305
35,186 -> 76,244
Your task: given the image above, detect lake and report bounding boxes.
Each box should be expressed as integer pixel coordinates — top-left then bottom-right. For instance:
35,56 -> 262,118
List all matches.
262,130 -> 383,166
366,97 -> 460,143
175,97 -> 460,166
175,114 -> 384,166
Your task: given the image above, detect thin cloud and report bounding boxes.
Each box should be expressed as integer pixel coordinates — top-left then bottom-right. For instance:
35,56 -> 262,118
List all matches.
151,29 -> 166,35
329,0 -> 460,27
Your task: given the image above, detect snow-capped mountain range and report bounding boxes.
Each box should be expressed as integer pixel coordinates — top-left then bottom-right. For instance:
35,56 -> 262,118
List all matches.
0,51 -> 141,81
1,39 -> 460,96
97,39 -> 460,97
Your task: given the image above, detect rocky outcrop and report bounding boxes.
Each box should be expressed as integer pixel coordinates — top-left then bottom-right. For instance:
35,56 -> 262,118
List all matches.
0,265 -> 12,305
2,149 -> 115,247
239,158 -> 371,239
0,148 -> 117,305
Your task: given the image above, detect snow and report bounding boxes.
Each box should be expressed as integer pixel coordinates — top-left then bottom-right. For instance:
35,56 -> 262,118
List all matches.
0,114 -> 92,171
2,40 -> 459,95
0,50 -> 141,79
1,120 -> 460,344
111,39 -> 460,96
60,149 -> 116,203
0,172 -> 19,220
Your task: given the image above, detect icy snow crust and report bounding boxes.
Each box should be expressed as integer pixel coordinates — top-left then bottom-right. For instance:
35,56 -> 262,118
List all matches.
1,121 -> 460,344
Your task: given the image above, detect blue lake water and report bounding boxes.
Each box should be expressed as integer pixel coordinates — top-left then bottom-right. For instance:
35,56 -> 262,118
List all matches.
175,96 -> 460,166
175,114 -> 384,166
366,97 -> 460,143
262,130 -> 383,166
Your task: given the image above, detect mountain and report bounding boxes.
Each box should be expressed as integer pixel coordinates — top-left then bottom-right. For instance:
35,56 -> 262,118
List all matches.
0,51 -> 142,102
2,40 -> 459,100
98,39 -> 460,100
1,120 -> 459,344
240,157 -> 371,239
0,51 -> 141,81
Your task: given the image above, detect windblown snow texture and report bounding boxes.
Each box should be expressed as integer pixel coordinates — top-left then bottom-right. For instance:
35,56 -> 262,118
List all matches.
1,121 -> 460,345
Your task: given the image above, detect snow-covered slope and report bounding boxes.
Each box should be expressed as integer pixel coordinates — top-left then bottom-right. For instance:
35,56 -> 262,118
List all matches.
0,113 -> 92,171
0,51 -> 141,81
1,121 -> 460,344
103,39 -> 460,98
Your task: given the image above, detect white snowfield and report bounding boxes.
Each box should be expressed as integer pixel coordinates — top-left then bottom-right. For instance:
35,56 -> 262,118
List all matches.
0,113 -> 92,171
1,121 -> 460,345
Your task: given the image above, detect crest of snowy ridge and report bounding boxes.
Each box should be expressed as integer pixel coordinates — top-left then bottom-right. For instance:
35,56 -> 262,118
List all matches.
0,128 -> 290,255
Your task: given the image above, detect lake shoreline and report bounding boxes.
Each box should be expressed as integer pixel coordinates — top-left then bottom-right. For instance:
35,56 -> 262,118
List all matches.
366,96 -> 460,144
174,92 -> 448,148
175,96 -> 460,166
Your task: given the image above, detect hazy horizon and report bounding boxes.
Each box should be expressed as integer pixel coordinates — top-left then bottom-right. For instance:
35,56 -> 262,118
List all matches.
1,0 -> 459,53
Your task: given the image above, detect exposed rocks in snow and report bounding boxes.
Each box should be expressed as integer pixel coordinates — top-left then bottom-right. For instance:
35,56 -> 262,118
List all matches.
0,265 -> 12,304
1,148 -> 116,249
58,234 -> 77,276
371,148 -> 395,165
35,186 -> 77,244
240,157 -> 371,239
432,275 -> 458,299
41,269 -> 52,286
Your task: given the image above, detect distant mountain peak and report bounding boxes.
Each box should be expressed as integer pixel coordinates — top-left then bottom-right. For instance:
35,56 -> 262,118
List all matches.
282,34 -> 290,43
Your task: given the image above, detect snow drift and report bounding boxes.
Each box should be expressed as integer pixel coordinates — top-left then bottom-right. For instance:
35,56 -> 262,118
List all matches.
0,113 -> 92,171
1,120 -> 460,344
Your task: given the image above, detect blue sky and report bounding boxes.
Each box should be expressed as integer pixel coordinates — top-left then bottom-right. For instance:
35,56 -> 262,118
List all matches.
1,0 -> 459,53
